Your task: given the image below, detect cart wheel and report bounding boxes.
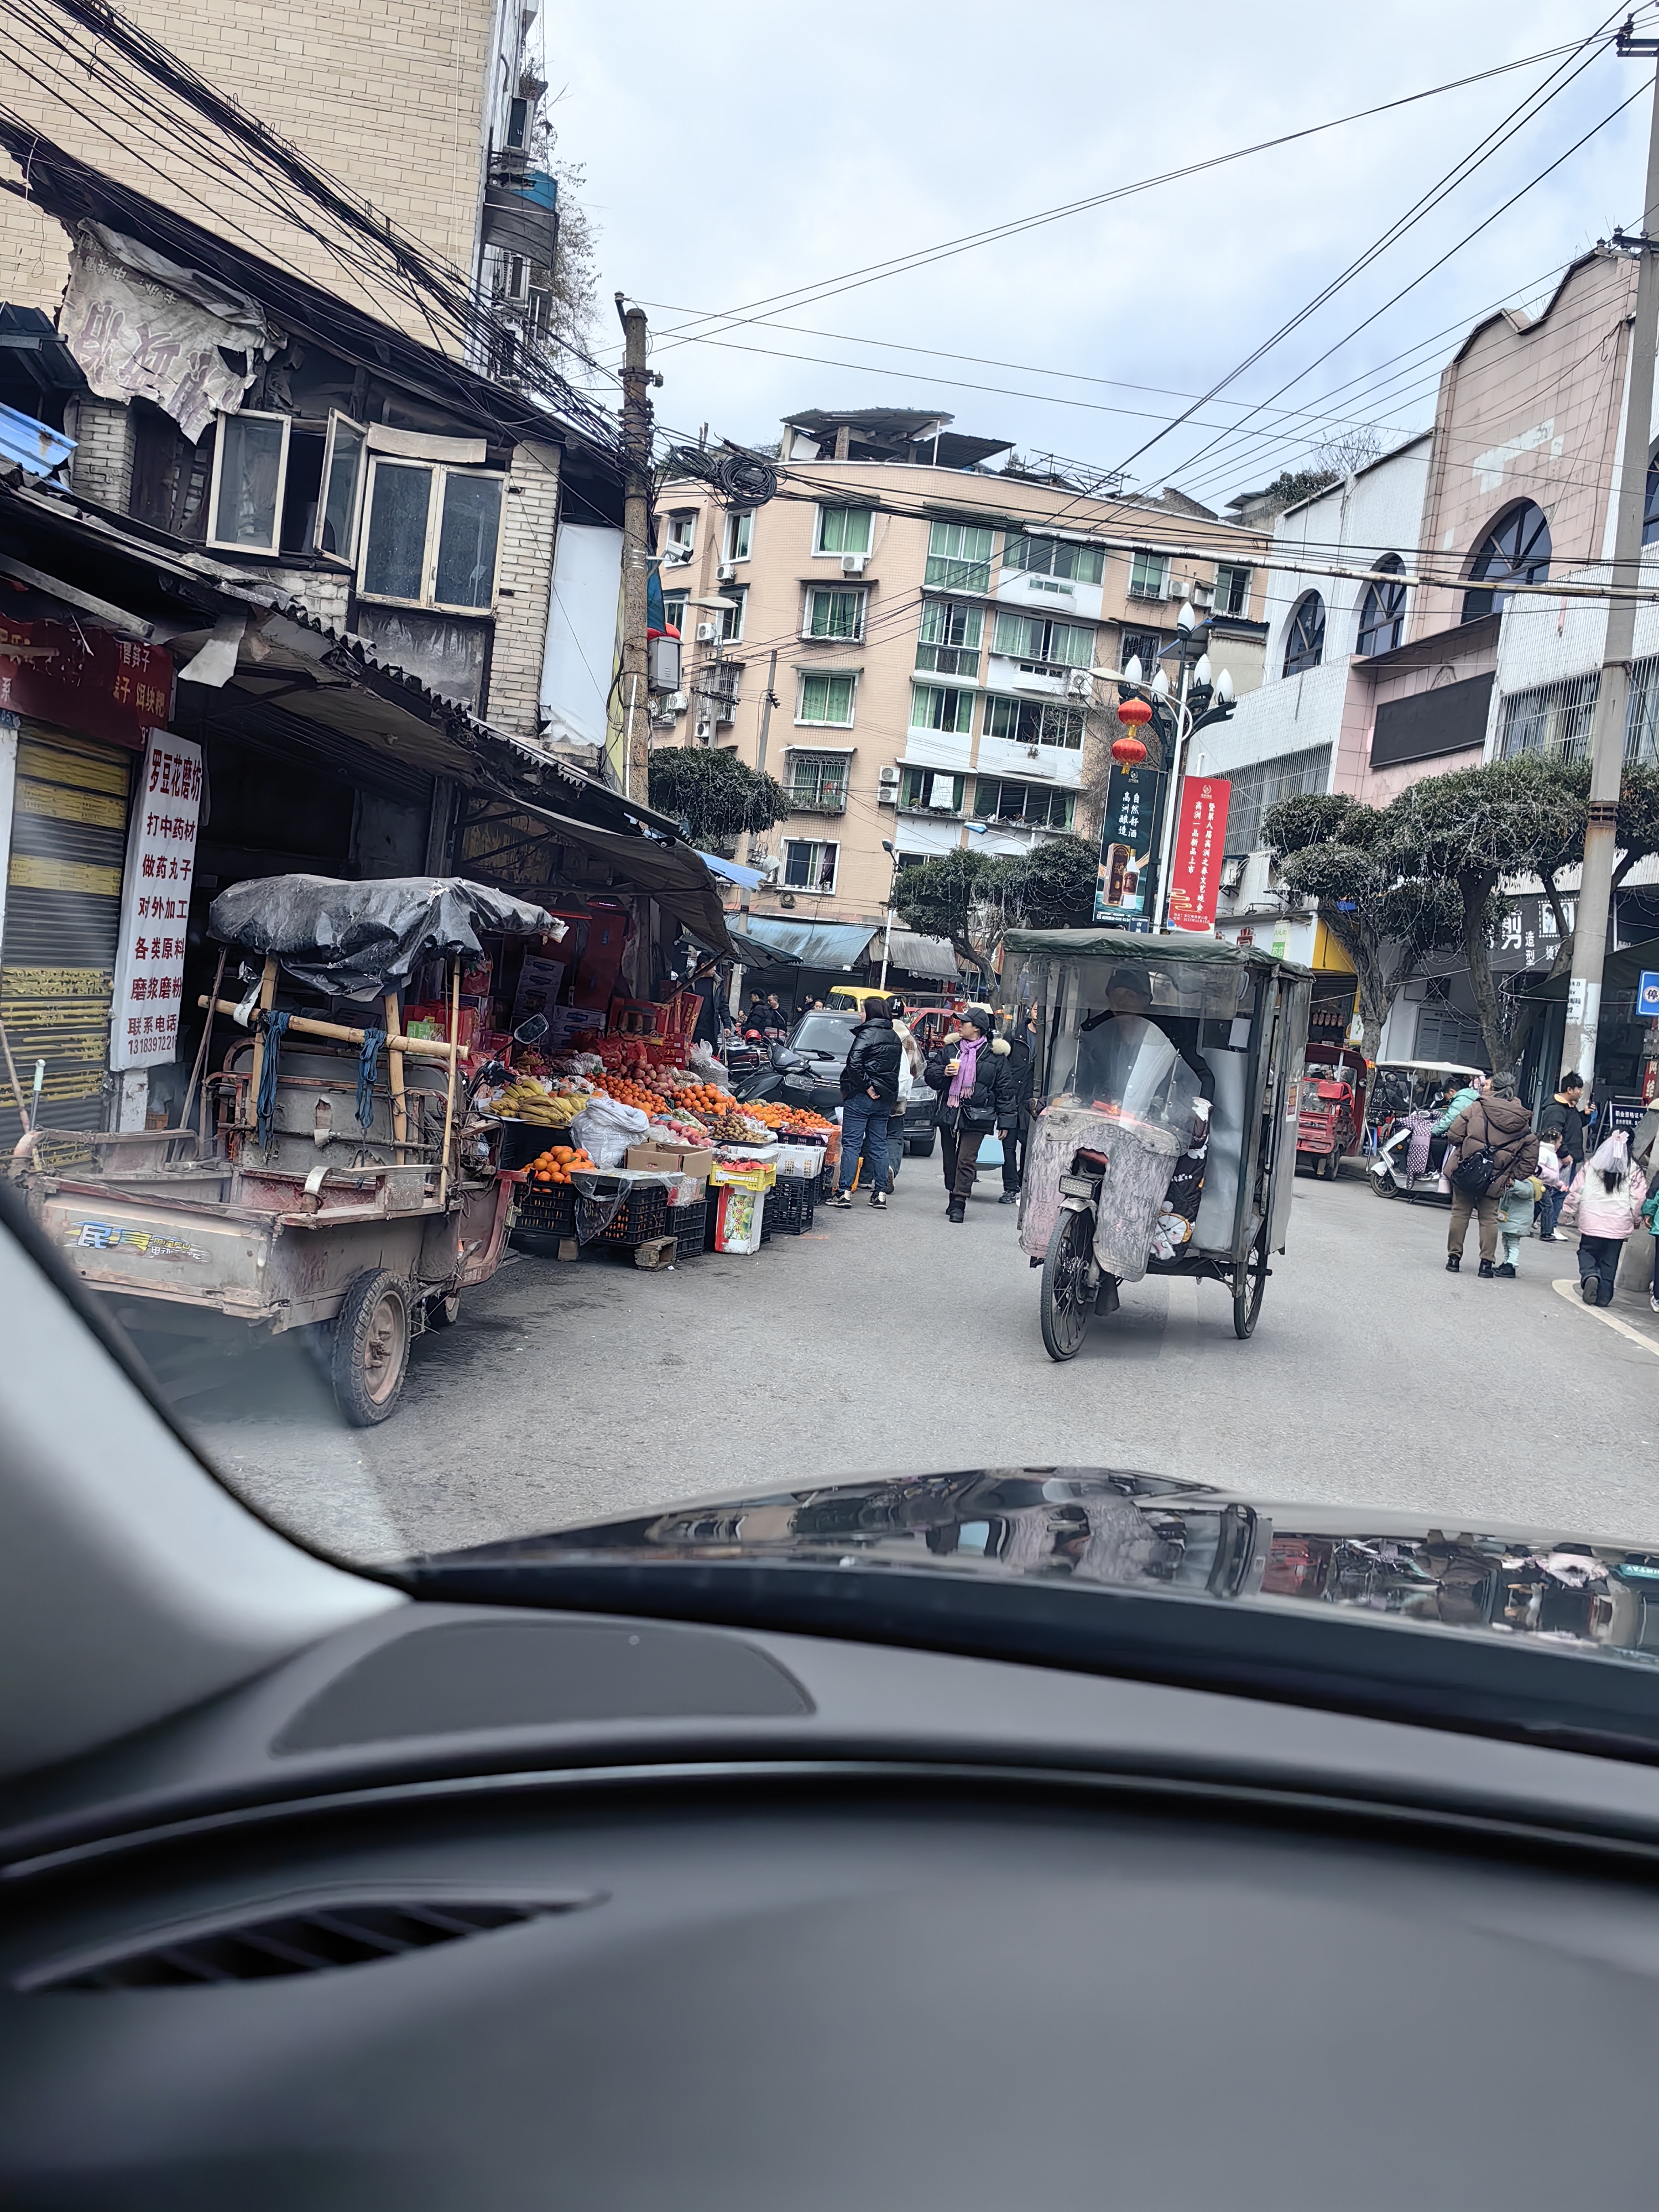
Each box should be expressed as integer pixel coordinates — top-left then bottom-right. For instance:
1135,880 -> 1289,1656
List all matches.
1040,1208 -> 1097,1363
1369,1168 -> 1399,1199
332,1269 -> 411,1426
426,1290 -> 461,1329
1232,1226 -> 1270,1340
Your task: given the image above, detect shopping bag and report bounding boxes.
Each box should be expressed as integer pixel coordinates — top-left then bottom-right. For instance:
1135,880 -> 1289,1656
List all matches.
978,1132 -> 1004,1167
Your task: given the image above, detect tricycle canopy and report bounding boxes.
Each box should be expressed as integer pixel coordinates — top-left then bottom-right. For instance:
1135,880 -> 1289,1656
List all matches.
207,874 -> 560,1001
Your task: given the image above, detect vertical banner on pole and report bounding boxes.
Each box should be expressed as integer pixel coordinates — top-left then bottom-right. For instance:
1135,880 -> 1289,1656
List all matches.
1093,763 -> 1165,928
1166,776 -> 1231,933
110,731 -> 202,1067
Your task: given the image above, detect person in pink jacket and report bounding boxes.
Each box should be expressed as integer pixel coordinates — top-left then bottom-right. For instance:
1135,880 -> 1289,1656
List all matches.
1562,1130 -> 1648,1307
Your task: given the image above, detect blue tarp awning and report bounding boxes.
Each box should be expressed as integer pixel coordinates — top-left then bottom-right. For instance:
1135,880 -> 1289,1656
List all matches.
732,916 -> 877,970
696,850 -> 765,890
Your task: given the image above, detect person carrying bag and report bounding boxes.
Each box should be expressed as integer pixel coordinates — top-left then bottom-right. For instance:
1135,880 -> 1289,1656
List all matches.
1441,1076 -> 1538,1279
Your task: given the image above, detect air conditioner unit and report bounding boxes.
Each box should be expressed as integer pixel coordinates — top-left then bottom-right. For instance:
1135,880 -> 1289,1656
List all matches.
1065,669 -> 1095,701
841,552 -> 868,576
693,718 -> 713,743
877,766 -> 900,805
716,561 -> 735,583
695,622 -> 719,643
664,690 -> 687,713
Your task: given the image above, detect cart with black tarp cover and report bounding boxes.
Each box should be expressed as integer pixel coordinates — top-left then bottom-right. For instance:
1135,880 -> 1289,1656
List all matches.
1001,928 -> 1311,1358
13,875 -> 557,1425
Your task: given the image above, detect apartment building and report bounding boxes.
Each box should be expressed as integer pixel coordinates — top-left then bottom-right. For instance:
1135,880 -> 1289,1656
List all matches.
653,408 -> 1270,934
0,0 -> 551,353
1203,248 -> 1655,1061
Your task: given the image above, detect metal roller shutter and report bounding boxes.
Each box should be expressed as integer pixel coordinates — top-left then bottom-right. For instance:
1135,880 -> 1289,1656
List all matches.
1,722 -> 133,1150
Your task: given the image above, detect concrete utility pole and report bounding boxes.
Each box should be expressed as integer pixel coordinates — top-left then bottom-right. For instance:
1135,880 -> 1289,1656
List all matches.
615,294 -> 654,806
1561,22 -> 1659,1086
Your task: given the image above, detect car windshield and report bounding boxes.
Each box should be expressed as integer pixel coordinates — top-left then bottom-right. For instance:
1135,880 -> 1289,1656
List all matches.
8,17 -> 1659,1771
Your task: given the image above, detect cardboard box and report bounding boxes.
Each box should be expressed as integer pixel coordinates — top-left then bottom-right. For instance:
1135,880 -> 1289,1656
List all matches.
626,1142 -> 714,1181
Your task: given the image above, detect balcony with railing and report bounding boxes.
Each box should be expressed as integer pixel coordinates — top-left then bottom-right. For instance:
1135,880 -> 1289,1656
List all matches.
786,762 -> 850,814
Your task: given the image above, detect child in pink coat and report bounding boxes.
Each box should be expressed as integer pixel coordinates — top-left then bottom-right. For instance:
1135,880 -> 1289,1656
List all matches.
1562,1131 -> 1648,1307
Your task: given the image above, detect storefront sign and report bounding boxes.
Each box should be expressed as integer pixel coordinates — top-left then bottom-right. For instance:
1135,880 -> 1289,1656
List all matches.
1639,971 -> 1659,1018
1094,762 -> 1164,928
110,732 -> 202,1069
62,229 -> 268,440
1166,778 -> 1231,934
0,619 -> 174,752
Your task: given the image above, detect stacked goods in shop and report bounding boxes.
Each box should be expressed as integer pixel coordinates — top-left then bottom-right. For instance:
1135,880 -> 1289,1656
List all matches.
489,1076 -> 592,1130
701,1107 -> 775,1145
742,1100 -> 837,1138
646,1113 -> 712,1145
524,1146 -> 596,1185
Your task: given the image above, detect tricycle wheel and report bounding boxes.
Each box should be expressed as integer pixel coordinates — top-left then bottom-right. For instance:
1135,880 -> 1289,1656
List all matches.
332,1269 -> 411,1426
1040,1208 -> 1096,1363
426,1290 -> 461,1329
1232,1225 -> 1270,1340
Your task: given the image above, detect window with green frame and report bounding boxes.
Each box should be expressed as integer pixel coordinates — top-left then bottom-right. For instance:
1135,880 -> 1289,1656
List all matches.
815,505 -> 873,555
898,765 -> 964,812
797,671 -> 857,725
981,696 -> 1085,749
909,682 -> 975,734
1001,533 -> 1105,583
973,778 -> 1074,828
925,519 -> 994,592
990,611 -> 1093,667
805,587 -> 865,639
915,598 -> 983,676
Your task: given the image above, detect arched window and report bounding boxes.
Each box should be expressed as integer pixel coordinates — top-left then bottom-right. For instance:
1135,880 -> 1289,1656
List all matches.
1644,451 -> 1659,545
1356,555 -> 1406,656
1462,501 -> 1551,622
1282,591 -> 1325,676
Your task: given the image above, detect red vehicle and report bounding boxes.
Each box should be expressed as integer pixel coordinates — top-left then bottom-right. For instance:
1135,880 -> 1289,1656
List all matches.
1295,1045 -> 1368,1180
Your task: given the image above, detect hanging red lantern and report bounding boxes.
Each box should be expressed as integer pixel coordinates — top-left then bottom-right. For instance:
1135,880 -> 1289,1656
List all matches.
1116,696 -> 1154,729
1110,733 -> 1149,766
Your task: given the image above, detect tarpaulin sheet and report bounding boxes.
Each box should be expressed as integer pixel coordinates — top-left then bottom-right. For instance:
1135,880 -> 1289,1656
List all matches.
208,874 -> 557,1000
733,916 -> 877,968
885,930 -> 960,980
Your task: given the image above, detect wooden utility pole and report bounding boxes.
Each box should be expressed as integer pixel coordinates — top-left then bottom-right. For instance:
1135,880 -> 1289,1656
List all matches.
615,294 -> 654,806
1562,24 -> 1659,1086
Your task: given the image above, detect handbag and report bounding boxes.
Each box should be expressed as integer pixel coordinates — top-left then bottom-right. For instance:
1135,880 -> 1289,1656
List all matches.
1449,1144 -> 1497,1197
978,1131 -> 1004,1167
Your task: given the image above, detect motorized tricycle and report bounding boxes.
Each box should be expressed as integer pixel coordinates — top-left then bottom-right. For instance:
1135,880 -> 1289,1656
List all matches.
1365,1057 -> 1486,1203
12,875 -> 556,1426
1000,929 -> 1312,1359
1295,1042 -> 1369,1179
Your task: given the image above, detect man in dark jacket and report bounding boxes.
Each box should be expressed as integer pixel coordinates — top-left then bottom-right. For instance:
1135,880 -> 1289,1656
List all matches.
831,1000 -> 903,1211
925,1005 -> 1020,1222
1537,1072 -> 1587,1243
1443,1075 -> 1540,1278
997,1014 -> 1036,1204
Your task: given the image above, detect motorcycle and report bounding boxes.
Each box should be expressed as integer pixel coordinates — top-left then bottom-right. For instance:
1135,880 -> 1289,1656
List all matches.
1365,1058 -> 1485,1204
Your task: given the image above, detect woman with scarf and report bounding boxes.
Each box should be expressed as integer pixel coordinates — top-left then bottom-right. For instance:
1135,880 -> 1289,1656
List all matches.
1562,1129 -> 1649,1307
924,1005 -> 1019,1223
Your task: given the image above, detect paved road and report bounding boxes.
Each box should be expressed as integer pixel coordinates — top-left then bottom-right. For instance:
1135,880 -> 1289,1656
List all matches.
165,1160 -> 1659,1565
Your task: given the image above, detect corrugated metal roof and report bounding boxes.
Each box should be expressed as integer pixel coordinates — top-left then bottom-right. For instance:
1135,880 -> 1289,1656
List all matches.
734,917 -> 876,968
0,400 -> 74,479
885,930 -> 961,980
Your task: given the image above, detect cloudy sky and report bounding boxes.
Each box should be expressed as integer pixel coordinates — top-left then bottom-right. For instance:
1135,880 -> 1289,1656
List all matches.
541,1 -> 1653,511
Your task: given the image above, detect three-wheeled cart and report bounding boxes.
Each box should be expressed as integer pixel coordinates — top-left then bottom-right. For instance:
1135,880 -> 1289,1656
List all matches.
1295,1042 -> 1368,1179
1001,929 -> 1311,1359
11,875 -> 558,1425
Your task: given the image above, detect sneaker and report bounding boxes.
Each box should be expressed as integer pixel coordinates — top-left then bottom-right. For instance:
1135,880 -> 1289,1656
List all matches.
1581,1278 -> 1600,1305
1478,1259 -> 1495,1279
1446,1254 -> 1460,1272
830,1190 -> 853,1209
868,1190 -> 886,1210
1495,1262 -> 1516,1279
947,1203 -> 966,1224
1650,1292 -> 1659,1313
998,1191 -> 1019,1205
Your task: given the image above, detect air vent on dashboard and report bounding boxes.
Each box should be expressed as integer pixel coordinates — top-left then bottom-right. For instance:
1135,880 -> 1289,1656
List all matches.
23,1896 -> 586,1991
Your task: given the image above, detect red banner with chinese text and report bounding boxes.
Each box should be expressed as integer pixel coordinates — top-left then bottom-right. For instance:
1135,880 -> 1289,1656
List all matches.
1166,777 -> 1231,933
0,615 -> 173,751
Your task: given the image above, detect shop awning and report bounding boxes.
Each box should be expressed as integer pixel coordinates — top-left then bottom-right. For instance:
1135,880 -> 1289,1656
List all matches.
733,917 -> 878,969
1536,936 -> 1659,1000
726,925 -> 800,966
697,850 -> 765,890
885,930 -> 961,980
493,800 -> 734,954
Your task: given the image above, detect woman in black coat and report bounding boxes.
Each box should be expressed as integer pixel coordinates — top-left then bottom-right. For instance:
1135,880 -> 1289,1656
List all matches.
924,1005 -> 1020,1222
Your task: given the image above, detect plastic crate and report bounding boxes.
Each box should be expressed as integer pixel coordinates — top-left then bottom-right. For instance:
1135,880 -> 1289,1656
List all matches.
592,1181 -> 669,1247
495,1117 -> 583,1172
672,1198 -> 707,1263
764,1172 -> 816,1237
514,1181 -> 577,1236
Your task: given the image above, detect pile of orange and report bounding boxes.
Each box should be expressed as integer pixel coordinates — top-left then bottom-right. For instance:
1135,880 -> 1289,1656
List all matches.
590,1071 -> 660,1112
527,1145 -> 594,1186
667,1081 -> 729,1121
747,1100 -> 836,1134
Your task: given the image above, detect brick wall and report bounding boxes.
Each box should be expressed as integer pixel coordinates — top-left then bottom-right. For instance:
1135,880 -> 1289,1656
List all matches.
64,395 -> 134,509
0,0 -> 500,347
485,438 -> 562,740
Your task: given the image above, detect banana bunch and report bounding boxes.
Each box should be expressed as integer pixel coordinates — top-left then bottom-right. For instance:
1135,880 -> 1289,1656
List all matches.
498,1082 -> 582,1128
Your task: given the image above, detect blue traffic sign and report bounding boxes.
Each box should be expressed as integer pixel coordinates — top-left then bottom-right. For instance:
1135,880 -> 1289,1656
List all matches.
1640,971 -> 1659,1018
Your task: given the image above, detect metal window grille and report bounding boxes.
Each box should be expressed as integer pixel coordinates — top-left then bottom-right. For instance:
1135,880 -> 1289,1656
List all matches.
1223,744 -> 1332,855
1498,672 -> 1599,762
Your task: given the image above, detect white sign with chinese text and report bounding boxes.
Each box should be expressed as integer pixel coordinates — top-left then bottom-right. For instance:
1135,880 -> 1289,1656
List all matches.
111,732 -> 202,1069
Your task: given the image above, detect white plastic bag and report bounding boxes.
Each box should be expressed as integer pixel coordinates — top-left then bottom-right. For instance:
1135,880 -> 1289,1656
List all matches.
570,1095 -> 650,1169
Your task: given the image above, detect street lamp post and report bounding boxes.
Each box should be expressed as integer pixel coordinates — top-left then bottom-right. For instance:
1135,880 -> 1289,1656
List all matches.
878,839 -> 899,989
1113,603 -> 1237,934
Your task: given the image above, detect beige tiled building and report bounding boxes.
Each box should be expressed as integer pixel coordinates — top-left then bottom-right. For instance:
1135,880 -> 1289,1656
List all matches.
0,0 -> 538,348
653,409 -> 1271,933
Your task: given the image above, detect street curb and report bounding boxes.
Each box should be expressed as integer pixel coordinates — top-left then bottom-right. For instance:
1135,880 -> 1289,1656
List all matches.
1550,1277 -> 1659,1360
